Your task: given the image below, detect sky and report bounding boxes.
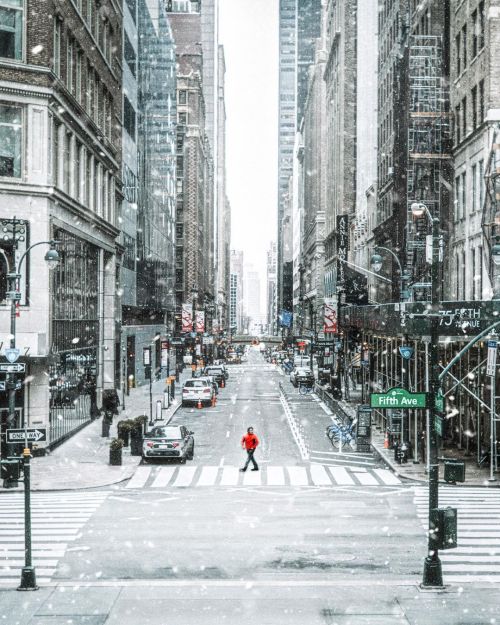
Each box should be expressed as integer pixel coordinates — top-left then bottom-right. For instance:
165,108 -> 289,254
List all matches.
219,0 -> 279,292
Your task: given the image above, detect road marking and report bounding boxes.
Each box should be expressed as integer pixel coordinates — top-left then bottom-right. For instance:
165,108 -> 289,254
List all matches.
151,466 -> 176,488
219,457 -> 225,467
287,466 -> 308,486
197,466 -> 219,486
266,466 -> 285,486
243,469 -> 261,486
310,464 -> 331,486
220,466 -> 239,486
328,467 -> 355,485
226,430 -> 230,438
373,468 -> 402,485
172,466 -> 197,487
125,467 -> 151,489
353,472 -> 379,486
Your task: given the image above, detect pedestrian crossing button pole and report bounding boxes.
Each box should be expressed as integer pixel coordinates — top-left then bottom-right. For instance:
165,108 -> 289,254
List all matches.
18,446 -> 37,591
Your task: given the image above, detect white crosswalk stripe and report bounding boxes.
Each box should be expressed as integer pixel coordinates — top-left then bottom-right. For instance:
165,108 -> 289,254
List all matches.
125,464 -> 402,489
414,486 -> 500,584
0,491 -> 108,587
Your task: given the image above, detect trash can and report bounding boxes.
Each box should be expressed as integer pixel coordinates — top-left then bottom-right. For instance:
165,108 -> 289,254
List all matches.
444,459 -> 465,484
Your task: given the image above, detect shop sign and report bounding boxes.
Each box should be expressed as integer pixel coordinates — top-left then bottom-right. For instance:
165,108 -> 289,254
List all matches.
336,214 -> 349,289
370,387 -> 427,409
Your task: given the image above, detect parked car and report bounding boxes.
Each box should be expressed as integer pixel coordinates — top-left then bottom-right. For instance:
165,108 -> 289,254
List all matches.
226,352 -> 241,364
290,367 -> 315,388
204,365 -> 229,383
182,378 -> 214,407
142,425 -> 194,463
198,375 -> 219,395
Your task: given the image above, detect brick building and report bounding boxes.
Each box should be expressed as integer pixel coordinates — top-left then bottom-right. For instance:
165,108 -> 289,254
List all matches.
0,0 -> 122,450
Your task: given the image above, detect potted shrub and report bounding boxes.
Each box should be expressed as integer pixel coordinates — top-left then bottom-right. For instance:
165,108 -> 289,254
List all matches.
130,416 -> 147,456
117,419 -> 133,447
109,438 -> 124,466
101,410 -> 113,438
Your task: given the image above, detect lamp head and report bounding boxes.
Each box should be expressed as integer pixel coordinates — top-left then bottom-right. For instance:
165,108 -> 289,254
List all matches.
370,253 -> 383,273
411,202 -> 426,218
44,247 -> 60,270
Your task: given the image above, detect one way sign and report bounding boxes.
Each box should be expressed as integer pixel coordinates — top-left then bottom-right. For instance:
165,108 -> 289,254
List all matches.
6,428 -> 47,443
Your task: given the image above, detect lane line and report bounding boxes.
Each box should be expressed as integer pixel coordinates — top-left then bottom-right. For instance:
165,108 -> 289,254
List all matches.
125,467 -> 152,489
151,466 -> 176,488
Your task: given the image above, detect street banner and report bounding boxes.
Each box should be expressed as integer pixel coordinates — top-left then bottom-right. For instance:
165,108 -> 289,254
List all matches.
486,340 -> 497,377
336,214 -> 349,289
160,340 -> 169,367
279,310 -> 293,328
195,310 -> 205,333
324,298 -> 338,334
182,303 -> 193,333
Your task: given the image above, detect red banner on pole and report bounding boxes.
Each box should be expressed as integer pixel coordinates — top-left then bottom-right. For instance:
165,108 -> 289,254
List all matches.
324,298 -> 338,334
182,303 -> 193,333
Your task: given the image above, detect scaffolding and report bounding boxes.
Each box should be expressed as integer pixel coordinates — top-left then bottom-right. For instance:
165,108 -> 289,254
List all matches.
406,36 -> 451,301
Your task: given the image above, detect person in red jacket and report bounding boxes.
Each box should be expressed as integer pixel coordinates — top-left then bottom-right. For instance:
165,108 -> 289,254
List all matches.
239,427 -> 259,472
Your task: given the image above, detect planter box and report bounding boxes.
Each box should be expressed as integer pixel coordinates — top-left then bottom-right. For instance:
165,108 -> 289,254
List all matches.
109,448 -> 122,466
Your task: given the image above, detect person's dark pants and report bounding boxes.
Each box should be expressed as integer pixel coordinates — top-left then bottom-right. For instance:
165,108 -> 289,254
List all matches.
242,449 -> 258,471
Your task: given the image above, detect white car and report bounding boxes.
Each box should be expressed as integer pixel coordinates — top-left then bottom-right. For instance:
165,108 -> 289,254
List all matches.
182,378 -> 214,407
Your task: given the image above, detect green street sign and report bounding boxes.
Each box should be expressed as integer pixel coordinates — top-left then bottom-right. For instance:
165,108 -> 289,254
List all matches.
370,387 -> 428,410
434,415 -> 444,437
435,389 -> 444,413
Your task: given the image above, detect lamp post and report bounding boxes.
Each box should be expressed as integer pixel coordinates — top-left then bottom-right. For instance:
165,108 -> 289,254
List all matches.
410,202 -> 443,588
191,285 -> 198,369
1,239 -> 60,592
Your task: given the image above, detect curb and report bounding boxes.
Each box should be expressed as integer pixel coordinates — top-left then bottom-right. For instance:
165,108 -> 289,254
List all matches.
1,402 -> 184,494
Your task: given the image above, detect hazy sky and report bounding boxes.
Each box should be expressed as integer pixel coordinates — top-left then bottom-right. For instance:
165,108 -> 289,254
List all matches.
219,0 -> 279,286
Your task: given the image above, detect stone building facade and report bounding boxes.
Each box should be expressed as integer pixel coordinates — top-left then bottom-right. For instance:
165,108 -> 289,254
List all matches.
0,0 -> 122,450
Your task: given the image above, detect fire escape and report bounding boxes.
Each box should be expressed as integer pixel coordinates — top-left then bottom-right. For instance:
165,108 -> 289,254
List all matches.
405,35 -> 451,301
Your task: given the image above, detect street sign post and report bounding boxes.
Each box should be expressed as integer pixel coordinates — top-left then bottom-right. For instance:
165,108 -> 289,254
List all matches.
370,387 -> 427,409
6,428 -> 47,444
486,340 -> 497,377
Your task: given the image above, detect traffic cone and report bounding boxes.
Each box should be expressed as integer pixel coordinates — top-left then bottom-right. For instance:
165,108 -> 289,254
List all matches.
384,431 -> 389,449
211,395 -> 216,407
197,398 -> 202,409
220,379 -> 225,389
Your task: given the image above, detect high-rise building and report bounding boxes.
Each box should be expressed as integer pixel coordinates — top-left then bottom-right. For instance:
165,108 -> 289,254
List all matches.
121,0 -> 178,389
244,267 -> 263,334
0,0 -> 122,450
230,250 -> 244,334
267,242 -> 278,335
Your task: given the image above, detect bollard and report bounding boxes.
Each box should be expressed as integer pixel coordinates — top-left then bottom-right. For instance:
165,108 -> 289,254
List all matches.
163,390 -> 169,409
156,399 -> 162,421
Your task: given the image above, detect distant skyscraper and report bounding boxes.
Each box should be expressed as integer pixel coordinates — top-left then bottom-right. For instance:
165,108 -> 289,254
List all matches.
230,250 -> 244,333
267,242 -> 278,335
244,267 -> 262,329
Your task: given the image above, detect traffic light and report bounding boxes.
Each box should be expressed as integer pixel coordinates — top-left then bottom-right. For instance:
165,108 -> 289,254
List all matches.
430,507 -> 458,550
1,458 -> 22,488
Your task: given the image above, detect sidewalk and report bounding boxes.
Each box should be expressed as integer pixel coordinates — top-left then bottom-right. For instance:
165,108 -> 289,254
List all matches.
315,383 -> 500,487
1,370 -> 192,492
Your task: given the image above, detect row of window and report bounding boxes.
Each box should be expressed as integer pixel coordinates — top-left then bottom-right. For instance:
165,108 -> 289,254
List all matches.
454,159 -> 485,221
454,79 -> 485,145
69,0 -> 114,65
455,1 -> 485,77
53,19 -> 114,140
454,245 -> 483,301
52,118 -> 116,225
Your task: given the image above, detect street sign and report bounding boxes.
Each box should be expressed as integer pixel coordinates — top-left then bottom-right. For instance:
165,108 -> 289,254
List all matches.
0,380 -> 22,391
370,387 -> 427,410
434,415 -> 444,437
435,389 -> 444,413
486,340 -> 497,377
170,337 -> 184,346
4,348 -> 20,363
0,362 -> 25,373
399,346 -> 414,360
6,428 -> 47,443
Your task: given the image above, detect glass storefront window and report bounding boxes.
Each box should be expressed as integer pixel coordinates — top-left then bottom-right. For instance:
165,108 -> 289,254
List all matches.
0,103 -> 22,178
0,0 -> 22,61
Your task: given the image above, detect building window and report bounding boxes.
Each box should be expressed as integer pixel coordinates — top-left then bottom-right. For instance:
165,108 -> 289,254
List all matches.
63,131 -> 71,193
479,79 -> 485,123
178,111 -> 187,125
471,163 -> 477,213
461,96 -> 467,138
461,171 -> 466,219
86,64 -> 93,116
66,36 -> 74,93
178,90 -> 187,105
74,141 -> 81,201
461,24 -> 467,69
455,104 -> 461,145
479,1 -> 485,50
126,0 -> 136,22
479,159 -> 484,209
462,251 -> 466,299
75,50 -> 82,103
471,85 -> 477,129
472,9 -> 478,59
0,103 -> 22,178
479,245 -> 483,297
455,33 -> 461,76
455,254 -> 460,299
53,17 -> 61,76
123,95 -> 136,139
124,32 -> 136,77
0,0 -> 22,60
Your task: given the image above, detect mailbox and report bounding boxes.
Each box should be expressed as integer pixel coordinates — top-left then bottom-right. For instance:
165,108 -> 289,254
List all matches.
430,507 -> 458,550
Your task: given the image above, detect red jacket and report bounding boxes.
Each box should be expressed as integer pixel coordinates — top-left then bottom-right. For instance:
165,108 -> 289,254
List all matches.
241,433 -> 259,450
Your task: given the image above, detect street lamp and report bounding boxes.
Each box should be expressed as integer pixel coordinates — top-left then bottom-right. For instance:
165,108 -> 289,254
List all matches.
491,236 -> 500,266
1,238 -> 60,592
411,202 -> 444,588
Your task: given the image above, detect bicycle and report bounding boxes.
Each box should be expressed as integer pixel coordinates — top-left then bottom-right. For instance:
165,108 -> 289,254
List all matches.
326,420 -> 356,450
298,382 -> 313,395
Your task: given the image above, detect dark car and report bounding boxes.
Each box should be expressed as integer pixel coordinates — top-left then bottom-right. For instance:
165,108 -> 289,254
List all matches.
142,425 -> 194,463
204,365 -> 229,384
290,367 -> 315,388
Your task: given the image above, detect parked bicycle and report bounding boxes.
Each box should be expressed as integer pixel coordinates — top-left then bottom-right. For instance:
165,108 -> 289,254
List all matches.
298,382 -> 313,395
326,420 -> 356,450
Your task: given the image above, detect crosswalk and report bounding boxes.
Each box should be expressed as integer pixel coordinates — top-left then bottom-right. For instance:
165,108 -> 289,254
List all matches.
125,463 -> 402,489
0,491 -> 108,587
414,486 -> 500,584
309,449 -> 383,469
